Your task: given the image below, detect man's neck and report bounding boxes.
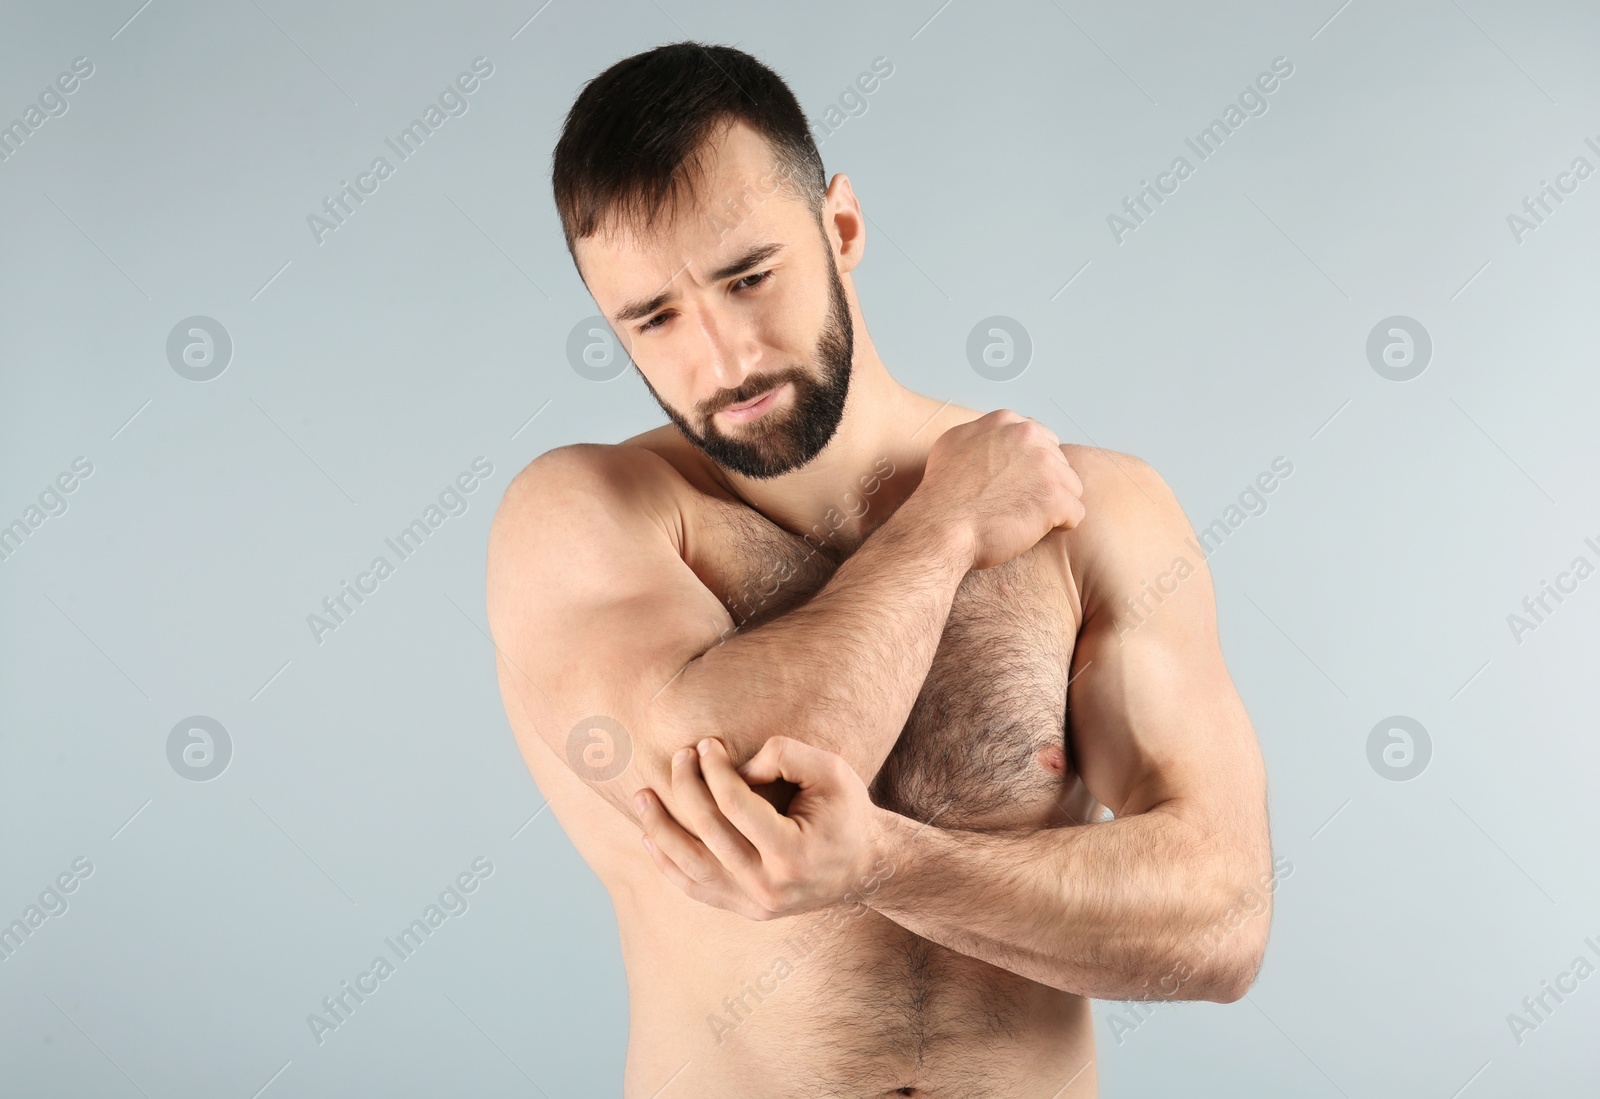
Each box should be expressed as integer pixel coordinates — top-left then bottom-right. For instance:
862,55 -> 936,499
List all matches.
715,361 -> 968,556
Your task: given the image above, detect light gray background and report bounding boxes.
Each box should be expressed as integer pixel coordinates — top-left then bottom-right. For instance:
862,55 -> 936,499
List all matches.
3,1 -> 1597,1096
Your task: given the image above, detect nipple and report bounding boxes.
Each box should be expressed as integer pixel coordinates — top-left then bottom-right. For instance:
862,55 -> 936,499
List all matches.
1037,744 -> 1067,775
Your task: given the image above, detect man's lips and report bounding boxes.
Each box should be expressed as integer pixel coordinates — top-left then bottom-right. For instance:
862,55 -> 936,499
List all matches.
720,383 -> 785,422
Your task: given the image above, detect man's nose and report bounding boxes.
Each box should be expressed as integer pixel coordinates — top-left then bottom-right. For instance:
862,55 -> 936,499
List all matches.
695,307 -> 756,390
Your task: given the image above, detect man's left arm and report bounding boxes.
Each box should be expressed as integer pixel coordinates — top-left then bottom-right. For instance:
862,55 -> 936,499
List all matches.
866,450 -> 1275,1002
632,450 -> 1277,1002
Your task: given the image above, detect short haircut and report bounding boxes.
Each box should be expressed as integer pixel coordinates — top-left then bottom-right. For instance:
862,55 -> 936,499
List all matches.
551,41 -> 827,274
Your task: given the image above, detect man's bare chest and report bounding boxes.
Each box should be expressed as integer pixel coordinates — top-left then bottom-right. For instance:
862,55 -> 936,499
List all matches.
683,488 -> 1094,833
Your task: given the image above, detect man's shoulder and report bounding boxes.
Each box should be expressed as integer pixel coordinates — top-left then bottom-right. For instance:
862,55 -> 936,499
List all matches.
1053,443 -> 1196,598
489,436 -> 695,575
496,427 -> 694,513
1058,443 -> 1170,510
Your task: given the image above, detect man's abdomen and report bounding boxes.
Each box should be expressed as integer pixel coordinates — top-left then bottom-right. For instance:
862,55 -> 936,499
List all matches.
615,885 -> 1097,1099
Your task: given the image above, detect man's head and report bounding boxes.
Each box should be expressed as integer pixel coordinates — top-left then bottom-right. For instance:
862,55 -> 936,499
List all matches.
552,42 -> 856,479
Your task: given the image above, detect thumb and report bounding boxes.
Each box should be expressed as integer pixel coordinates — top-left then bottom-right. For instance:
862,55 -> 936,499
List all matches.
736,736 -> 837,789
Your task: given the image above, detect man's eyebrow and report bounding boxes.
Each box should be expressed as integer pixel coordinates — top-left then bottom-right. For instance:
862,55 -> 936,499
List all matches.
612,242 -> 786,324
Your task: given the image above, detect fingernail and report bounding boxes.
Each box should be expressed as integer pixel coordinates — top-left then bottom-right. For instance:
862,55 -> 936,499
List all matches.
697,738 -> 712,756
641,835 -> 653,852
673,748 -> 691,767
634,793 -> 647,815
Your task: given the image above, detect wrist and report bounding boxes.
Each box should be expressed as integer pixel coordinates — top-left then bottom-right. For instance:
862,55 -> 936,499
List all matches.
891,491 -> 975,576
859,804 -> 931,914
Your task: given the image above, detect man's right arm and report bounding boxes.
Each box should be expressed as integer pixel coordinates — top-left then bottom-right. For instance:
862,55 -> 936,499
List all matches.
484,412 -> 1083,827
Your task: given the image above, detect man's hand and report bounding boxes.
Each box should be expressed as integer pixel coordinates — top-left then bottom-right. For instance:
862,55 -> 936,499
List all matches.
916,409 -> 1087,570
633,737 -> 885,920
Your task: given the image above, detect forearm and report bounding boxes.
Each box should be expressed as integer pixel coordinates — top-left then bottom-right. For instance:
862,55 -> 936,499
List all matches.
656,495 -> 970,783
865,804 -> 1276,1001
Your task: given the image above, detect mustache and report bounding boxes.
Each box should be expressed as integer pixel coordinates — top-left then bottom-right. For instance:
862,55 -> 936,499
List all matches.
705,372 -> 798,417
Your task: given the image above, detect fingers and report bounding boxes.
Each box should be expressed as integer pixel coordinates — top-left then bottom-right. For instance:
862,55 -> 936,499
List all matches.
1047,449 -> 1087,529
736,741 -> 779,787
736,735 -> 847,793
1056,485 -> 1088,530
637,819 -> 709,893
633,787 -> 738,892
635,807 -> 769,920
696,738 -> 789,850
1059,453 -> 1084,498
666,746 -> 761,870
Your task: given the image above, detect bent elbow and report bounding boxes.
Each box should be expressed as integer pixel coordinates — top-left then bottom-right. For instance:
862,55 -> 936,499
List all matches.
1199,839 -> 1275,1004
1209,951 -> 1262,1003
1208,918 -> 1269,1003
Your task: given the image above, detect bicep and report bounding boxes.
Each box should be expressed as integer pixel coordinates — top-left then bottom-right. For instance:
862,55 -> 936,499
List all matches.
1063,454 -> 1266,839
486,445 -> 731,822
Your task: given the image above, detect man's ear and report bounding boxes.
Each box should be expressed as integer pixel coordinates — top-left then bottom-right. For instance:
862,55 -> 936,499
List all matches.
822,174 -> 866,274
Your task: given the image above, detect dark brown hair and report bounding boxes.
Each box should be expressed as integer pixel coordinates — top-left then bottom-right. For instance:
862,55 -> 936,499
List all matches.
551,42 -> 826,273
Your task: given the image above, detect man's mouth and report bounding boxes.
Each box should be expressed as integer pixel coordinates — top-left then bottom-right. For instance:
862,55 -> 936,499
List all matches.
720,382 -> 786,423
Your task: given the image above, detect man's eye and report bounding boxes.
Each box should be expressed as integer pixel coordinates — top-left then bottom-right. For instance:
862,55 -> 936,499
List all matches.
637,272 -> 769,333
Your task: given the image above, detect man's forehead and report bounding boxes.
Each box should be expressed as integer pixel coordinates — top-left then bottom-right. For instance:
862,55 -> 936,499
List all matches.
579,123 -> 818,312
587,168 -> 797,259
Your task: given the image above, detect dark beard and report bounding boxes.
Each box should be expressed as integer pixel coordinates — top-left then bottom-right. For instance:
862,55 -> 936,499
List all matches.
639,257 -> 853,480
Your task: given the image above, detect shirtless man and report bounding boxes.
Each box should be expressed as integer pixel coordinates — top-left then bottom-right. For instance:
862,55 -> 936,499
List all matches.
486,43 -> 1273,1098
